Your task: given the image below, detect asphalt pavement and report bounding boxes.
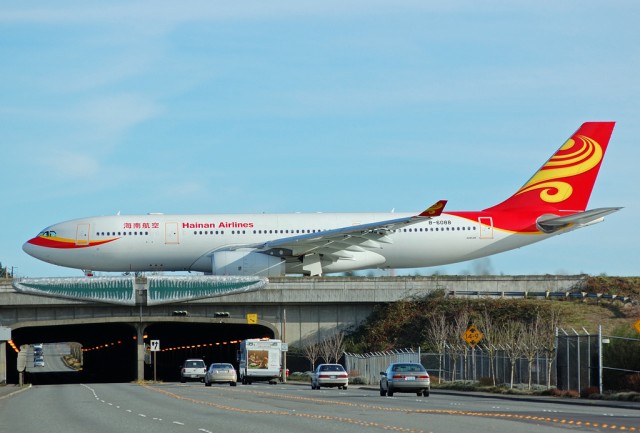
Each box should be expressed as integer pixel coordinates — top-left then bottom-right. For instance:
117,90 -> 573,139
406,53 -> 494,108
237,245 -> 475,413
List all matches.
0,383 -> 31,400
1,382 -> 637,410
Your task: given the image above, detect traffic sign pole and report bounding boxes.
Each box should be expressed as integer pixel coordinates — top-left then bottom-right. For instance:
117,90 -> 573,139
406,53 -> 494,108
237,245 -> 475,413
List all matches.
150,340 -> 160,382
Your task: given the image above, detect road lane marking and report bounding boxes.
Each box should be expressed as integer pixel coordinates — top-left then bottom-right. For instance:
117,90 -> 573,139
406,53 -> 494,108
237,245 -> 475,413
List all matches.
148,384 -> 640,432
143,385 -> 427,433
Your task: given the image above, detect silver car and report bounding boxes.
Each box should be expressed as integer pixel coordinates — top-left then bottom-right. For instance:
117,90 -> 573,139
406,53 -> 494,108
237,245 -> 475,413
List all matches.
311,363 -> 349,390
205,363 -> 237,387
380,362 -> 430,397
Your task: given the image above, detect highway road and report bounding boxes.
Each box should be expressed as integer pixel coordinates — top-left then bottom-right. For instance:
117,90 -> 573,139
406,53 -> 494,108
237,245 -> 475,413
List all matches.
1,382 -> 638,433
24,343 -> 73,373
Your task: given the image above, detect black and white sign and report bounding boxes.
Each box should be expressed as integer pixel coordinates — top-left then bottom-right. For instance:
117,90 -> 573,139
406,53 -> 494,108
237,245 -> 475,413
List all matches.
150,340 -> 160,352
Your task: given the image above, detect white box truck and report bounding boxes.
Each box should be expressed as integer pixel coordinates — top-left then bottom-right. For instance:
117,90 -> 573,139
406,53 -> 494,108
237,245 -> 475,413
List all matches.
237,338 -> 282,384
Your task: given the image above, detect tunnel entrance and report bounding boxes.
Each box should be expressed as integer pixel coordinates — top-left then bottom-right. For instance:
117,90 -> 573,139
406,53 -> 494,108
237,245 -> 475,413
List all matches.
6,320 -> 275,384
144,322 -> 274,382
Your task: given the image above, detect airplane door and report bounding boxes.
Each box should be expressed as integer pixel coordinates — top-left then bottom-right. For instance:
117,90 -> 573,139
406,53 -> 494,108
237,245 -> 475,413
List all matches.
478,217 -> 494,239
76,223 -> 90,246
165,222 -> 179,244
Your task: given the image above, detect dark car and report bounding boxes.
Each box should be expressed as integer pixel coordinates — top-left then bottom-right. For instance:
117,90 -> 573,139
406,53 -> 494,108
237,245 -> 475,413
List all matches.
380,362 -> 430,397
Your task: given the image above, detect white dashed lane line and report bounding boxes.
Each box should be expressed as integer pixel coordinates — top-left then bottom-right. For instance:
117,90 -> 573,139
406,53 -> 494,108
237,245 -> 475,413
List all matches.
82,384 -> 201,431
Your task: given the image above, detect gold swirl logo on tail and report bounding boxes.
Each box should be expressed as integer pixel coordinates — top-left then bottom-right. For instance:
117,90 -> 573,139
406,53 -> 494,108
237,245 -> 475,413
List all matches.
515,135 -> 602,203
425,201 -> 444,215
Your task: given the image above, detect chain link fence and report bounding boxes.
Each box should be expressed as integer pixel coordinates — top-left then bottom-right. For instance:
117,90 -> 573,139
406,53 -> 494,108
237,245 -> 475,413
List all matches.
346,347 -> 553,388
345,349 -> 420,386
344,327 -> 640,393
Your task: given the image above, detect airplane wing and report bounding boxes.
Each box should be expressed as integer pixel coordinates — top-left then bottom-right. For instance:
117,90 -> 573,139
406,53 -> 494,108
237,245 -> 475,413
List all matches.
537,207 -> 622,233
221,200 -> 447,260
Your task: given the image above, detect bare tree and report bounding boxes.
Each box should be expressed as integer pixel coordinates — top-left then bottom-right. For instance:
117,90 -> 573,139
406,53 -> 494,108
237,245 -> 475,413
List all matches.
424,312 -> 448,383
496,320 -> 525,389
326,331 -> 346,363
478,305 -> 498,386
447,308 -> 470,381
301,338 -> 321,371
520,313 -> 543,390
539,306 -> 561,389
319,337 -> 332,362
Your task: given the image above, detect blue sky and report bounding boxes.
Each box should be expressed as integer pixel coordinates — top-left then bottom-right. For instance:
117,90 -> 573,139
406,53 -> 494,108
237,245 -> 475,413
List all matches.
1,1 -> 637,278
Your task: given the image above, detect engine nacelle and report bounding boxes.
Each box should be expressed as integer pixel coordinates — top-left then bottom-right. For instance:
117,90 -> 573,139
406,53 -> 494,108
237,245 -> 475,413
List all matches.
211,250 -> 285,277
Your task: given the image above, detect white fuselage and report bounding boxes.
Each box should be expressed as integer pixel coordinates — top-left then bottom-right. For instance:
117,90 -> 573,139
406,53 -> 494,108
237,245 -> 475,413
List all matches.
23,211 -> 552,275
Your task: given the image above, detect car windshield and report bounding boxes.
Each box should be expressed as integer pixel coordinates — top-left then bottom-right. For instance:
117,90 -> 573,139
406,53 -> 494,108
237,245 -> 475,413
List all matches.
392,364 -> 425,372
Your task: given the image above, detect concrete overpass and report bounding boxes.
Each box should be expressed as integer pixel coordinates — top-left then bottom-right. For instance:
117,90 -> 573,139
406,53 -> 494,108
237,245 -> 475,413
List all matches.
0,275 -> 584,384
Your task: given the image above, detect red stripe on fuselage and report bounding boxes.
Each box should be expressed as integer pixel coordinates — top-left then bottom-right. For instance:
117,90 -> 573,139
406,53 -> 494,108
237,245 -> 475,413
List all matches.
446,211 -> 549,234
26,236 -> 119,249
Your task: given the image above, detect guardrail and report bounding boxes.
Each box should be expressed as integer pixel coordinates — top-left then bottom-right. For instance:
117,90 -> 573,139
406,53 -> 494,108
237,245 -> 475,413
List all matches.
446,290 -> 633,303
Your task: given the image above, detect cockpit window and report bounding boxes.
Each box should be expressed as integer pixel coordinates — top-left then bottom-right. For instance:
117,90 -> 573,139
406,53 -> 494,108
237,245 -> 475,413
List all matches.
39,230 -> 57,237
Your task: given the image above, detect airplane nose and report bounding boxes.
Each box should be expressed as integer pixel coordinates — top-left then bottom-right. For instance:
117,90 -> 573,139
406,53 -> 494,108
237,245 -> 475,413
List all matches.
23,239 -> 39,258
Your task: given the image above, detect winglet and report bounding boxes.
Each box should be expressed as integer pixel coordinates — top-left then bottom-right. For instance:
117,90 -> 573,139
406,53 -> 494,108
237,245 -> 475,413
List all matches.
418,200 -> 447,217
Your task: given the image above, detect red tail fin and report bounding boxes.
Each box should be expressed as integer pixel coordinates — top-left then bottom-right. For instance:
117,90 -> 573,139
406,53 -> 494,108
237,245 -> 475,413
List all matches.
485,122 -> 615,213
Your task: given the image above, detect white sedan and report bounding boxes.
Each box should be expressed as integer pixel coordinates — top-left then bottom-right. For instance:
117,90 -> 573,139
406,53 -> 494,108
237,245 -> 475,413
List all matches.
311,364 -> 349,390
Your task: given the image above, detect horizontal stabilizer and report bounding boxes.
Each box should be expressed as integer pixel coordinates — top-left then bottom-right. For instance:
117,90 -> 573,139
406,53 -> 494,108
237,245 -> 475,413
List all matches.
537,207 -> 622,232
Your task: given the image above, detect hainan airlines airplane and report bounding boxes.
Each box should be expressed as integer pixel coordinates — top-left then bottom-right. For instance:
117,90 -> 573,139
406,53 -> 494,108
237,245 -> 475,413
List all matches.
23,122 -> 621,277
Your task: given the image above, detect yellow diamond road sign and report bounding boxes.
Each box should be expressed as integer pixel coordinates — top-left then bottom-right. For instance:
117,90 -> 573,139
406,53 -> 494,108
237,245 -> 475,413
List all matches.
246,313 -> 258,325
634,319 -> 640,334
463,325 -> 484,348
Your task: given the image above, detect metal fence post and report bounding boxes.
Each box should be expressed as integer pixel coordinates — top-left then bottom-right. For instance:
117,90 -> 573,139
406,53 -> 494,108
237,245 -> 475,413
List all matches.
598,324 -> 603,395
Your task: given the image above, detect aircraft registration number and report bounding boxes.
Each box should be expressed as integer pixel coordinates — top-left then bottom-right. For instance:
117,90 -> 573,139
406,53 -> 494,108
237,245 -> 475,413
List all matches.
428,220 -> 452,225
